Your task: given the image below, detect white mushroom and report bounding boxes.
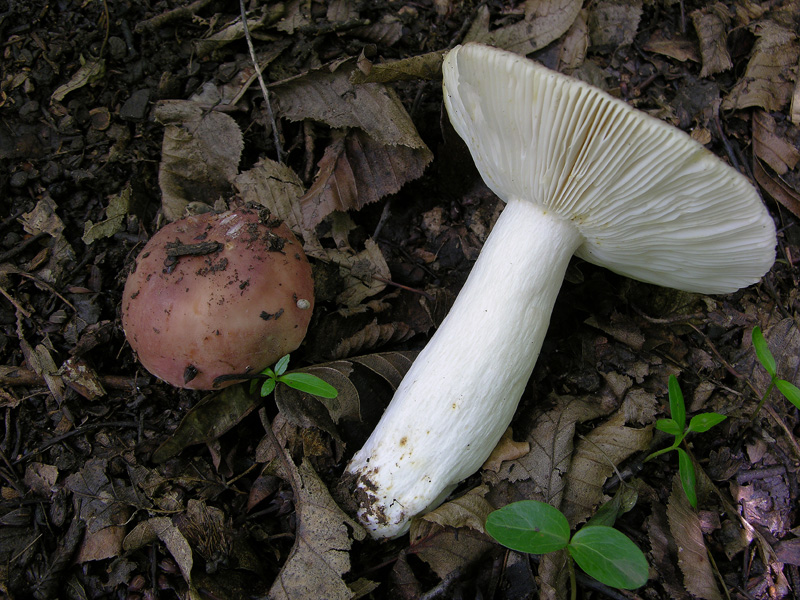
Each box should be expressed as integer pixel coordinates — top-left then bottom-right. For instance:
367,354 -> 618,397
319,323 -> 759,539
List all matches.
346,43 -> 777,539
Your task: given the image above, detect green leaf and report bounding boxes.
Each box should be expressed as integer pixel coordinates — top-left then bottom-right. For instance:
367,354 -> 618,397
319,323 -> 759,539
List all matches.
677,448 -> 697,509
274,354 -> 291,377
752,327 -> 777,378
776,379 -> 800,410
568,526 -> 649,590
485,500 -> 570,555
586,485 -> 638,528
688,412 -> 727,433
655,418 -> 682,437
260,378 -> 276,397
668,375 -> 685,431
278,373 -> 339,398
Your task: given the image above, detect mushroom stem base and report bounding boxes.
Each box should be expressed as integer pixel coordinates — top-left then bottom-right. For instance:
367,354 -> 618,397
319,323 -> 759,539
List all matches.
346,198 -> 583,538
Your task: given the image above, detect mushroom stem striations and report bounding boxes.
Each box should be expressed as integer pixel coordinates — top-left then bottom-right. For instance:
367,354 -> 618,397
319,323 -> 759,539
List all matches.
346,199 -> 582,538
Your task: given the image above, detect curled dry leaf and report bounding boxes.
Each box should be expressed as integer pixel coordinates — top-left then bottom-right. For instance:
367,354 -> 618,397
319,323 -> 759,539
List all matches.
690,3 -> 733,77
752,111 -> 800,175
465,0 -> 583,56
154,101 -> 244,221
666,475 -> 723,600
269,460 -> 366,600
482,427 -> 531,472
560,412 -> 652,526
418,484 -> 494,534
300,129 -> 432,229
350,51 -> 445,84
722,22 -> 800,111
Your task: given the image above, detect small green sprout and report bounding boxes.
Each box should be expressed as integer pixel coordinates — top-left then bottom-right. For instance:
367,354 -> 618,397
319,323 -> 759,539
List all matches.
751,326 -> 800,417
250,354 -> 338,399
644,375 -> 726,508
486,500 -> 648,593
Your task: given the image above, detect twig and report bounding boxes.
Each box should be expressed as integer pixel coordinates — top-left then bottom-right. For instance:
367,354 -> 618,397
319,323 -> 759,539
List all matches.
0,231 -> 48,263
239,0 -> 283,164
0,366 -> 138,390
135,0 -> 214,33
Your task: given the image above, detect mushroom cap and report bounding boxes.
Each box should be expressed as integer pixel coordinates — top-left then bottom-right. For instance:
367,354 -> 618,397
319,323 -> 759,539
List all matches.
443,43 -> 776,294
121,209 -> 314,389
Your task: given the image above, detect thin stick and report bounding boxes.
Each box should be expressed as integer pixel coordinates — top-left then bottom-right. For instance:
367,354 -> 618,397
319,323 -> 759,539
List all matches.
239,0 -> 283,164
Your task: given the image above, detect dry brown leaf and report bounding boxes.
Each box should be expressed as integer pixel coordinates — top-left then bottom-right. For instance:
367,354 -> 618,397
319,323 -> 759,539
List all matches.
123,516 -> 199,599
465,1 -> 582,55
234,158 -> 307,234
154,101 -> 244,221
538,551 -> 571,600
272,64 -> 427,149
666,475 -> 723,600
642,30 -> 700,63
722,22 -> 800,111
300,129 -> 432,229
408,520 -> 494,579
24,463 -> 58,497
556,10 -> 589,72
587,0 -> 643,50
351,15 -> 404,46
350,51 -> 445,84
752,111 -> 800,175
753,158 -> 800,218
482,428 -> 531,472
330,319 -> 413,359
418,485 -> 494,533
560,412 -> 652,526
482,394 -> 612,506
20,196 -> 76,284
269,459 -> 365,600
320,237 -> 391,307
691,3 -> 733,77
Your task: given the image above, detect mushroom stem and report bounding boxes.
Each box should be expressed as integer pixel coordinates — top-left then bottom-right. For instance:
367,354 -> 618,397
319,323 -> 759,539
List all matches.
346,198 -> 583,538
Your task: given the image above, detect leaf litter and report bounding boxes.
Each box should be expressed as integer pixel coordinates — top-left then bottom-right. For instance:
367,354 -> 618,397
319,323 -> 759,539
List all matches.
2,0 -> 800,599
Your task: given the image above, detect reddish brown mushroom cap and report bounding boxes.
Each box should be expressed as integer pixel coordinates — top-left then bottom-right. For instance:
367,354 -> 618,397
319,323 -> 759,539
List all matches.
121,209 -> 314,389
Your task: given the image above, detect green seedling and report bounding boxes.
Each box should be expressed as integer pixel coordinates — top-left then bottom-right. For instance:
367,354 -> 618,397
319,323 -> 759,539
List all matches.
644,375 -> 726,508
751,326 -> 800,418
486,500 -> 648,595
250,354 -> 338,399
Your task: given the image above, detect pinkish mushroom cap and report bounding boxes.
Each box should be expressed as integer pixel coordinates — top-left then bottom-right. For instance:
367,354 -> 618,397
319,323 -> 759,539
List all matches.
121,208 -> 314,389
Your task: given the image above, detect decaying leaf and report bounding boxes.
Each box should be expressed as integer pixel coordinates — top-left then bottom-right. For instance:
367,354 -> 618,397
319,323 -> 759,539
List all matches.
51,55 -> 105,103
722,22 -> 800,111
234,158 -> 307,235
418,485 -> 494,534
465,1 -> 583,56
753,158 -> 800,218
153,385 -> 259,463
642,30 -> 700,63
82,185 -> 131,245
482,428 -> 531,472
300,129 -> 432,229
666,475 -> 723,600
154,101 -> 244,221
408,518 -> 495,580
320,237 -> 391,307
691,3 -> 733,77
482,394 -> 612,500
271,63 -> 428,149
350,51 -> 445,84
752,111 -> 800,175
20,196 -> 77,284
556,10 -> 589,72
329,319 -> 414,359
269,459 -> 365,600
560,412 -> 651,525
123,516 -> 199,599
587,0 -> 643,49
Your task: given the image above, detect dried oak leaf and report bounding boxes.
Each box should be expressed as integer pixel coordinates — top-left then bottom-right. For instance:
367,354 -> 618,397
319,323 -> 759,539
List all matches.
465,1 -> 583,56
722,22 -> 800,112
560,411 -> 652,526
154,101 -> 244,221
666,475 -> 723,600
269,459 -> 366,600
300,129 -> 432,229
753,111 -> 800,175
690,3 -> 733,77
